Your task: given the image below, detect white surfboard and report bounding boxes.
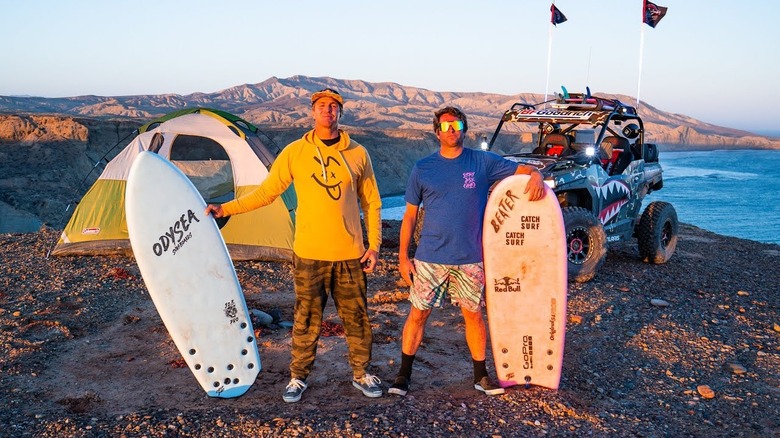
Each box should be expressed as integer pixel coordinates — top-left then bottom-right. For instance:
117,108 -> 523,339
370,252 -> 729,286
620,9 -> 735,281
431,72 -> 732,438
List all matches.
483,174 -> 567,390
126,151 -> 260,398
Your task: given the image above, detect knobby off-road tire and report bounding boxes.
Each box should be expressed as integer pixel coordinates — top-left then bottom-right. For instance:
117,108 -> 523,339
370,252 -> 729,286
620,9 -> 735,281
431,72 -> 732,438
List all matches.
637,201 -> 678,264
562,207 -> 607,283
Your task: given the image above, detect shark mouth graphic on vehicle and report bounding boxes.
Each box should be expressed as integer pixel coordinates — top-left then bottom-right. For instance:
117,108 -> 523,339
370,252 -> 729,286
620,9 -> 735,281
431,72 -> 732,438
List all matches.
594,180 -> 630,224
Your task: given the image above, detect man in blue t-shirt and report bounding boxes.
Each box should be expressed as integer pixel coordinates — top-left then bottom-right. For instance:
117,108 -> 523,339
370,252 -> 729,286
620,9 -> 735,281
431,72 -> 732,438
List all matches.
388,106 -> 546,397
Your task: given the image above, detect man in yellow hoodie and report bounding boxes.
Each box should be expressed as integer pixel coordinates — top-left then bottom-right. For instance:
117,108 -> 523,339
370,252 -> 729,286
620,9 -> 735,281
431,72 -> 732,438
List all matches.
205,88 -> 383,403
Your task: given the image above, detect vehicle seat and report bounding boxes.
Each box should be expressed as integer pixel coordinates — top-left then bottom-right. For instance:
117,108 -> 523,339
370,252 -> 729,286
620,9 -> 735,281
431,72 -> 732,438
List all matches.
536,133 -> 571,157
600,136 -> 632,175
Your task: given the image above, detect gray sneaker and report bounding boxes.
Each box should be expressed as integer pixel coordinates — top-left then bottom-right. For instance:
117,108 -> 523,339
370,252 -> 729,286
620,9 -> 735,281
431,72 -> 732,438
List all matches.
388,375 -> 410,396
474,376 -> 505,396
283,378 -> 307,403
352,374 -> 383,398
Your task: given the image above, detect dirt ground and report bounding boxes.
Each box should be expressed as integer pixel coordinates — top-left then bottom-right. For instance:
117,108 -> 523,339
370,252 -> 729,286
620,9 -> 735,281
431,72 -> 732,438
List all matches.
1,221 -> 779,437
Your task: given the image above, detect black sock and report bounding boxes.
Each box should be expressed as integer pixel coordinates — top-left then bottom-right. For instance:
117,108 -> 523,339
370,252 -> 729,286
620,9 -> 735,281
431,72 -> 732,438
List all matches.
398,353 -> 415,380
473,359 -> 488,383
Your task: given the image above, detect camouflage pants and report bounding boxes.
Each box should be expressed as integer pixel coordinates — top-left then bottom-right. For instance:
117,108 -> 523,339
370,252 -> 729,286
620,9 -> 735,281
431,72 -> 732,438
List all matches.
290,255 -> 373,380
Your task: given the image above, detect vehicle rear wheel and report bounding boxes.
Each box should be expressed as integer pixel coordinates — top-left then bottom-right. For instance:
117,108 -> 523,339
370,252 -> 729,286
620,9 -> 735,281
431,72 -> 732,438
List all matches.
563,207 -> 607,283
637,201 -> 678,263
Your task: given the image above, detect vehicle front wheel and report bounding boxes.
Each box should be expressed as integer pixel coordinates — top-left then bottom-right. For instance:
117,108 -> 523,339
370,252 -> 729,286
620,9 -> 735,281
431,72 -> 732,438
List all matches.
563,207 -> 607,283
637,201 -> 678,263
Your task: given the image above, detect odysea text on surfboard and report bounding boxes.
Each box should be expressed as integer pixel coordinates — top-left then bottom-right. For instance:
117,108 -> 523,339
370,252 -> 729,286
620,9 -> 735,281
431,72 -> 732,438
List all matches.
153,209 -> 200,256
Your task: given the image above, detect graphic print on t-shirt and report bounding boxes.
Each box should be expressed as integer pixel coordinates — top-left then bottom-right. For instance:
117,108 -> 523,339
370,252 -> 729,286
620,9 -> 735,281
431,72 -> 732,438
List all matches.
463,171 -> 476,189
311,155 -> 343,200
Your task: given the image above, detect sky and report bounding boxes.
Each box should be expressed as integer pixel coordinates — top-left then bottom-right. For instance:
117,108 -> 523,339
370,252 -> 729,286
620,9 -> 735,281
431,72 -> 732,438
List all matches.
2,1 -> 779,135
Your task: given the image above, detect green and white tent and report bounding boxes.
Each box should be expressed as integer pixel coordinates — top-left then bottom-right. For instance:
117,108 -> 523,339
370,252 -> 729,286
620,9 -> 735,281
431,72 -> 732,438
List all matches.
52,108 -> 296,261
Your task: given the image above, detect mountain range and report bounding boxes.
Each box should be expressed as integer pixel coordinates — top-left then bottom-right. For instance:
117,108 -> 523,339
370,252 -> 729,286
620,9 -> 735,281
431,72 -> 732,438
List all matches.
1,75 -> 779,233
2,75 -> 778,149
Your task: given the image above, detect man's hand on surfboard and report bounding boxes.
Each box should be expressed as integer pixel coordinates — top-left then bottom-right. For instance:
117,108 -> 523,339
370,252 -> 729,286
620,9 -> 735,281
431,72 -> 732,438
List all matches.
360,249 -> 379,273
524,171 -> 546,201
514,166 -> 546,202
204,204 -> 225,218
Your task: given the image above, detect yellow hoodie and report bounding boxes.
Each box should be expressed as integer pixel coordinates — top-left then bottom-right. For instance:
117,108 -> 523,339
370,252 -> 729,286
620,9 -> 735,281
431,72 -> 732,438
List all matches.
221,129 -> 382,261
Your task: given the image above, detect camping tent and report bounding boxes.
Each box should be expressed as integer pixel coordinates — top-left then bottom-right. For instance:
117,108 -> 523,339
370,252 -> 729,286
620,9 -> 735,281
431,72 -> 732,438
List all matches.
52,108 -> 296,261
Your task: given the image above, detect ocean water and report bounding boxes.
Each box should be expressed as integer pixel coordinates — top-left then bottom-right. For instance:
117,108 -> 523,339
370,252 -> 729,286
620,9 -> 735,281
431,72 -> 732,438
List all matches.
381,149 -> 780,245
644,149 -> 780,245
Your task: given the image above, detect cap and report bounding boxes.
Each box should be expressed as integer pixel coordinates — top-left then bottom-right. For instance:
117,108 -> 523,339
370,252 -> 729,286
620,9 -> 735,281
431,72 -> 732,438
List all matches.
311,88 -> 344,106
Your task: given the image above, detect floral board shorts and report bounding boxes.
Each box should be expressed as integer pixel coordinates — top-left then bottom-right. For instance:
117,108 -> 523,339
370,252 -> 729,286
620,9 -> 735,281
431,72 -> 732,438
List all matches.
409,260 -> 485,313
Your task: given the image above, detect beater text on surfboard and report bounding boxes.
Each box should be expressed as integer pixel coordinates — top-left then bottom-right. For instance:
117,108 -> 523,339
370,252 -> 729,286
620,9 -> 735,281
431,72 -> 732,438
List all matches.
152,209 -> 200,256
489,189 -> 519,233
489,189 -> 541,240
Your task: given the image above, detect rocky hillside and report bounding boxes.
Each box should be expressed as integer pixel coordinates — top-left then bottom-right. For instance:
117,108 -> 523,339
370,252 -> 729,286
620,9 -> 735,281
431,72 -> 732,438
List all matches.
3,75 -> 778,149
2,75 -> 779,232
0,110 -> 537,233
0,114 -> 453,232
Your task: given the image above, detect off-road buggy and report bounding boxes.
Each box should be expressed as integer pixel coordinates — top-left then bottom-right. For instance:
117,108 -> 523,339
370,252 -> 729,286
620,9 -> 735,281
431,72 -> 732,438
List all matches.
487,91 -> 678,282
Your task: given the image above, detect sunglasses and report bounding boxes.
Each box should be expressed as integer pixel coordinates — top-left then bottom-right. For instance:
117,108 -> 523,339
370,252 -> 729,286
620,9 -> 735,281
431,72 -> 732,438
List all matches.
438,120 -> 464,132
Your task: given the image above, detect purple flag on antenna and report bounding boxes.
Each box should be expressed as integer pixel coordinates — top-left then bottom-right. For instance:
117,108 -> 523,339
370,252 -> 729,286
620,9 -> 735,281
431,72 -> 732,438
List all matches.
643,0 -> 668,28
551,4 -> 567,26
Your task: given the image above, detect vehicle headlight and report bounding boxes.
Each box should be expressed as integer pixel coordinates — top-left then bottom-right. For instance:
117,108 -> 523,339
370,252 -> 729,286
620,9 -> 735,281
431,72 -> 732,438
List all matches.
585,146 -> 596,157
544,179 -> 556,189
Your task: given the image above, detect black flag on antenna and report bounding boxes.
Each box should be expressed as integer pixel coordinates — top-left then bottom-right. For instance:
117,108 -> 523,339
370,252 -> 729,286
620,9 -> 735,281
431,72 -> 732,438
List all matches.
551,4 -> 567,26
643,1 -> 668,28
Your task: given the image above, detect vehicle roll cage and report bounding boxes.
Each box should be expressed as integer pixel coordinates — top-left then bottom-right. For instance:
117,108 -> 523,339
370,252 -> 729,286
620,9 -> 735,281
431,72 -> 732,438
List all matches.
487,95 -> 645,151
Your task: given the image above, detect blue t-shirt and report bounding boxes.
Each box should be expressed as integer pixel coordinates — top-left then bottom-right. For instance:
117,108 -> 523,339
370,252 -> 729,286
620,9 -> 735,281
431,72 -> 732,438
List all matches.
405,147 -> 518,264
